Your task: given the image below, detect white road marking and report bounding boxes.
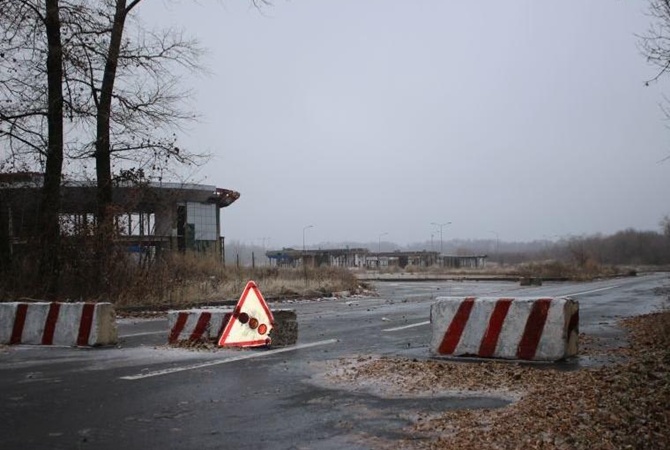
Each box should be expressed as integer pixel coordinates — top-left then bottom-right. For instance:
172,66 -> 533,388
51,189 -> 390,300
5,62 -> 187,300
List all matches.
120,338 -> 339,381
382,320 -> 430,332
119,331 -> 165,338
567,285 -> 621,297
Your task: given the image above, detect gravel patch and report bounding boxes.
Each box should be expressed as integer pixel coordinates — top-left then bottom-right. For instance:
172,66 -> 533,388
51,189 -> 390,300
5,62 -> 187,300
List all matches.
325,312 -> 670,449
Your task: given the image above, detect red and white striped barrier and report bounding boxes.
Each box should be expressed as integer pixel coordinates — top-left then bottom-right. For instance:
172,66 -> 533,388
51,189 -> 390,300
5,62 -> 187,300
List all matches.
167,309 -> 232,344
167,307 -> 298,347
430,297 -> 579,361
0,302 -> 117,346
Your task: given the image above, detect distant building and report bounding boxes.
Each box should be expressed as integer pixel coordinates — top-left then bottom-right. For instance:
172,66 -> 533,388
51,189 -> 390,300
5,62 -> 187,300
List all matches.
266,248 -> 369,268
0,172 -> 239,261
364,251 -> 439,269
266,248 -> 474,269
438,255 -> 488,269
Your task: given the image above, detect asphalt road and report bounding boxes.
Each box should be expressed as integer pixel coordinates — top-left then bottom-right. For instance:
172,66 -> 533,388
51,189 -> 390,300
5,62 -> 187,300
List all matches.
0,273 -> 668,450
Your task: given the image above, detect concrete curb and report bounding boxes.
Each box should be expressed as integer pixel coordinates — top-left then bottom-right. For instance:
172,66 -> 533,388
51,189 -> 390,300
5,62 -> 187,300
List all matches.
167,308 -> 298,347
0,302 -> 117,346
430,297 -> 579,361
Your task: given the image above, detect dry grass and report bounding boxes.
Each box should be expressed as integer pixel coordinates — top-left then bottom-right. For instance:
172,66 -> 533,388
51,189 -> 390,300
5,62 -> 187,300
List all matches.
514,260 -> 631,281
361,260 -> 636,281
112,254 -> 362,308
0,249 -> 363,307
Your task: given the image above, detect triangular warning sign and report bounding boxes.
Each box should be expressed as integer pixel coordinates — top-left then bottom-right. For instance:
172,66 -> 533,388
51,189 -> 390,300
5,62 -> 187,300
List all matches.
218,280 -> 274,347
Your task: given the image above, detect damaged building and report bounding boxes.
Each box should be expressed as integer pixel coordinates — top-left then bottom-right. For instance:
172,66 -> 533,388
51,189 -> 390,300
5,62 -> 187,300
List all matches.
0,172 -> 239,261
266,248 -> 486,270
266,248 -> 369,268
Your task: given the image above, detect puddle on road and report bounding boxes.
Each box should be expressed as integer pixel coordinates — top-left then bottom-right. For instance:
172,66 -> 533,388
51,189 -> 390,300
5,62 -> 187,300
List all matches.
290,384 -> 512,446
306,385 -> 512,411
300,361 -> 515,446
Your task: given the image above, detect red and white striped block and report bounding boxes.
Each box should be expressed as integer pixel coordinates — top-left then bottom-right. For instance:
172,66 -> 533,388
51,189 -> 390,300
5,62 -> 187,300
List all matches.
430,297 -> 579,361
167,309 -> 233,344
167,308 -> 299,347
0,302 -> 117,346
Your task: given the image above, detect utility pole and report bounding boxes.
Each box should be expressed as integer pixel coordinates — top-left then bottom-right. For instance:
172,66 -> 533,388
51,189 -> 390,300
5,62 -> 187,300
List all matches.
431,222 -> 452,255
302,225 -> 314,278
489,230 -> 499,264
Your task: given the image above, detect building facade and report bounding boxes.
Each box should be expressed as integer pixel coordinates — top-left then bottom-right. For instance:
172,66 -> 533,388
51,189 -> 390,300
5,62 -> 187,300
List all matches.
266,248 -> 486,270
0,172 -> 239,261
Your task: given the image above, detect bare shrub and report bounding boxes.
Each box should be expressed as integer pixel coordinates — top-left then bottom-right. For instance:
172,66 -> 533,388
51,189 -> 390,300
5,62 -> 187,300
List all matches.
0,241 -> 362,307
517,260 -> 623,281
111,254 -> 361,308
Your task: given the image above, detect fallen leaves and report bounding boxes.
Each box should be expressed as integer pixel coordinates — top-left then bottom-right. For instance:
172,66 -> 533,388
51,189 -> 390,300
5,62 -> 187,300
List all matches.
328,311 -> 670,450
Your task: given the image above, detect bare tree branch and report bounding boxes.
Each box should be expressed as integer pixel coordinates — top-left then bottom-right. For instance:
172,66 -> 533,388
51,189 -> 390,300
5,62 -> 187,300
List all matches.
640,0 -> 670,83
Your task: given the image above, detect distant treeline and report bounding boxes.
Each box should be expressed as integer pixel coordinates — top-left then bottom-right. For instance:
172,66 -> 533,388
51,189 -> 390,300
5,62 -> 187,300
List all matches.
545,229 -> 670,267
451,229 -> 670,267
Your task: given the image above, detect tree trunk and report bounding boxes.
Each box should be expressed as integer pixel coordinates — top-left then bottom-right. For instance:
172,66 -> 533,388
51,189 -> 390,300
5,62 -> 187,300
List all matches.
95,0 -> 135,291
38,0 -> 64,299
0,194 -> 11,274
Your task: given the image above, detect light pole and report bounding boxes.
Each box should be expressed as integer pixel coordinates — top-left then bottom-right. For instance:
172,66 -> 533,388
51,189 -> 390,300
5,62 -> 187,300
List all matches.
302,225 -> 314,267
261,236 -> 270,266
431,222 -> 451,255
489,230 -> 499,263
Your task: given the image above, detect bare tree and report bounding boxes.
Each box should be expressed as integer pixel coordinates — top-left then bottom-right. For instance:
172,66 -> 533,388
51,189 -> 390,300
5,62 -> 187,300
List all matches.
640,0 -> 670,163
67,0 -> 205,285
41,0 -> 65,296
0,2 -> 49,167
641,0 -> 670,83
1,0 -> 205,296
0,0 -> 67,296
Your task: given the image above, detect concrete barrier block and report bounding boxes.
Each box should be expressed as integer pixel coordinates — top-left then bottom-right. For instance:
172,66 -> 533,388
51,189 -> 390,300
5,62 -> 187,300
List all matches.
519,277 -> 543,286
167,308 -> 298,347
430,297 -> 578,361
0,302 -> 117,346
0,302 -> 18,344
167,309 -> 233,344
268,310 -> 298,348
93,303 -> 118,346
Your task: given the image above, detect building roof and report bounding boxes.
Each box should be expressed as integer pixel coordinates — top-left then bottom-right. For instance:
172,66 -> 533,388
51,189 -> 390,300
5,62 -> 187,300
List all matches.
0,172 -> 240,211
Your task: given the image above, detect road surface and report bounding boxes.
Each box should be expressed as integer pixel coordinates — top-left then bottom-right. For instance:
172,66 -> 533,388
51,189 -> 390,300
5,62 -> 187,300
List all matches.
0,273 -> 667,449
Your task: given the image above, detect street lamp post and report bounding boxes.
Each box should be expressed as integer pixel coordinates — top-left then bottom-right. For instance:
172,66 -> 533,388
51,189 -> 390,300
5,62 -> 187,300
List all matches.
302,225 -> 314,262
431,222 -> 452,255
302,225 -> 314,281
261,237 -> 270,266
489,231 -> 499,263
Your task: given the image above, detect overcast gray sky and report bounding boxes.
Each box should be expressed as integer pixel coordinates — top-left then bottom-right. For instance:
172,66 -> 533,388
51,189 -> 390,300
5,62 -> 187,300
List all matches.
140,0 -> 670,248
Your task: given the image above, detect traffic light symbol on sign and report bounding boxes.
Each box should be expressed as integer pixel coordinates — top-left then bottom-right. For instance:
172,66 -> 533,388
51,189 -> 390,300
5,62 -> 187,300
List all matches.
218,281 -> 274,347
